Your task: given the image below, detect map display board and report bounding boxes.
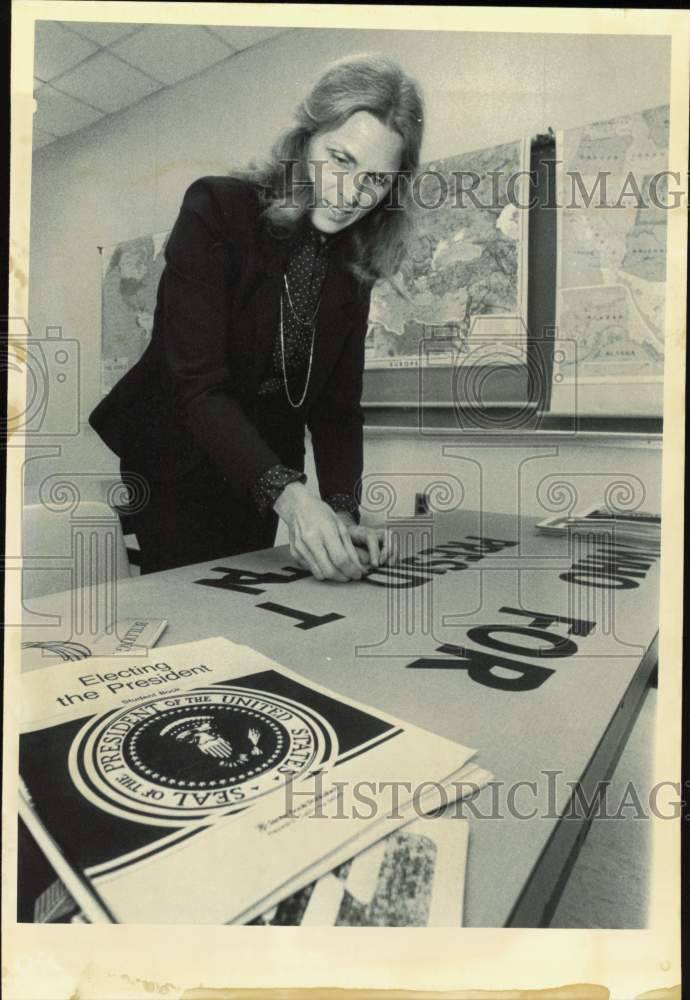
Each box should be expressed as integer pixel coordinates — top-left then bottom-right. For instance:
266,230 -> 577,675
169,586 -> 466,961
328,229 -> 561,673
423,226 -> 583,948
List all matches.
365,138 -> 530,371
553,105 -> 669,412
100,231 -> 169,395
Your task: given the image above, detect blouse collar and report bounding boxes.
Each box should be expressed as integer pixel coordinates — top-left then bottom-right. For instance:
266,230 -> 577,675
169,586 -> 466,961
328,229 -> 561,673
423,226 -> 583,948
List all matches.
289,214 -> 349,253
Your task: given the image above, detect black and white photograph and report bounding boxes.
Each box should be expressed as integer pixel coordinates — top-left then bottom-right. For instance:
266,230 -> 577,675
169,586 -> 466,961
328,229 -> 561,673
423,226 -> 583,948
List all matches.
4,3 -> 687,998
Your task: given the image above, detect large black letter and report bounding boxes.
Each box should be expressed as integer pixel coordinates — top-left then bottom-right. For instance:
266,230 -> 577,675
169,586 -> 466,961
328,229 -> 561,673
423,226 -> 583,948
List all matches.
195,565 -> 310,595
256,602 -> 344,630
407,643 -> 555,691
499,606 -> 595,637
467,625 -> 578,658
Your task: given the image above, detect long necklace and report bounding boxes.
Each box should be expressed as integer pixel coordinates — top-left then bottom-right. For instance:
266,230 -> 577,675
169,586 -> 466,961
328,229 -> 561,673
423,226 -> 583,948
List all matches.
283,271 -> 322,326
279,273 -> 321,409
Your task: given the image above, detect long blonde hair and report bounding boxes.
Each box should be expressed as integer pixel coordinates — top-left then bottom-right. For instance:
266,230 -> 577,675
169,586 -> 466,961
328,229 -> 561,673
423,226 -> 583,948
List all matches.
238,54 -> 424,285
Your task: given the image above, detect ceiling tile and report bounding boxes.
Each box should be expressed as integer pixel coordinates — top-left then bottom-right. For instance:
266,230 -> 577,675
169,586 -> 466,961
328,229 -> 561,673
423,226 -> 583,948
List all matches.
65,21 -> 141,46
34,21 -> 99,81
204,26 -> 288,51
111,24 -> 233,85
34,84 -> 104,137
33,128 -> 57,150
53,51 -> 163,114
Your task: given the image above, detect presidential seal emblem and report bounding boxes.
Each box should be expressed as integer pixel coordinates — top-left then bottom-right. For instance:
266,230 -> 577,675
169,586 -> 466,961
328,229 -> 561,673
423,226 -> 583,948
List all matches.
68,686 -> 338,826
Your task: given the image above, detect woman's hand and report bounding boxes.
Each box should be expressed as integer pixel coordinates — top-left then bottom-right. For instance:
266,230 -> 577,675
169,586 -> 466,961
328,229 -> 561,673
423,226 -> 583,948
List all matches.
345,524 -> 397,569
273,483 -> 364,582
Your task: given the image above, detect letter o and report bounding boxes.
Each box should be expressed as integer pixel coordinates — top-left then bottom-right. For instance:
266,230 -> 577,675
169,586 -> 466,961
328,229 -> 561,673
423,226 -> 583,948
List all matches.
411,780 -> 448,817
412,170 -> 448,210
467,625 -> 578,658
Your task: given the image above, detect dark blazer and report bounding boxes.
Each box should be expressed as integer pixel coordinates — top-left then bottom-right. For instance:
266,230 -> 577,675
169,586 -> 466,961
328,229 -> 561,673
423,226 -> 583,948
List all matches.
89,176 -> 373,507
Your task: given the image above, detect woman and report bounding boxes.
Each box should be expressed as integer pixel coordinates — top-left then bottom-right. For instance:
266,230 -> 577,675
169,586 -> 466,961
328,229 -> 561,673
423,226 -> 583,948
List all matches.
89,55 -> 424,579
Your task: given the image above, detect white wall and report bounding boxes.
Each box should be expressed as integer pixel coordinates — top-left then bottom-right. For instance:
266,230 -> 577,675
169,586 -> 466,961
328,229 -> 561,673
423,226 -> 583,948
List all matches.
356,430 -> 663,519
25,25 -> 668,525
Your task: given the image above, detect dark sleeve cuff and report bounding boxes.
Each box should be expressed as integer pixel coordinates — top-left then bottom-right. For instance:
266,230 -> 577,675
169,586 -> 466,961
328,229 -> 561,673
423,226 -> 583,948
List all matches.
325,493 -> 360,525
251,464 -> 307,514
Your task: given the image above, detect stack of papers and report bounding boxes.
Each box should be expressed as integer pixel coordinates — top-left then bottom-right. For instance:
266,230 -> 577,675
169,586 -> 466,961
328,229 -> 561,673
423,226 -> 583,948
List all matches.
19,637 -> 489,926
536,506 -> 660,550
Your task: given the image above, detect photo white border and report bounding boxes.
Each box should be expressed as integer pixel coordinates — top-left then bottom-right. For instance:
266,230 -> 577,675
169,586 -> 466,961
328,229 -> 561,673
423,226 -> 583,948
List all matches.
5,4 -> 687,997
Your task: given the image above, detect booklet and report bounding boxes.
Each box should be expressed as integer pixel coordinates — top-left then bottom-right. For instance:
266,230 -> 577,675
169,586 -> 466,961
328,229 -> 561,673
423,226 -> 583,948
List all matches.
536,506 -> 660,548
21,618 -> 168,670
19,637 -> 478,925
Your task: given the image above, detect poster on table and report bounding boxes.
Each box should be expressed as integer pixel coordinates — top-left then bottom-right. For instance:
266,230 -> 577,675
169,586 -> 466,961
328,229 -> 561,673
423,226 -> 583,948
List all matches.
20,637 -> 479,924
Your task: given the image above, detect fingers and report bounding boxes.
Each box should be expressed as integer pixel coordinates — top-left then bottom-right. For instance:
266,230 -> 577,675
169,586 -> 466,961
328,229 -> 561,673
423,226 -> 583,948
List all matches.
289,547 -> 311,571
293,524 -> 399,580
377,527 -> 397,566
290,531 -> 325,580
289,509 -> 374,583
315,537 -> 352,581
365,530 -> 380,568
294,526 -> 353,582
342,525 -> 394,572
336,521 -> 367,575
294,535 -> 340,581
320,532 -> 361,581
